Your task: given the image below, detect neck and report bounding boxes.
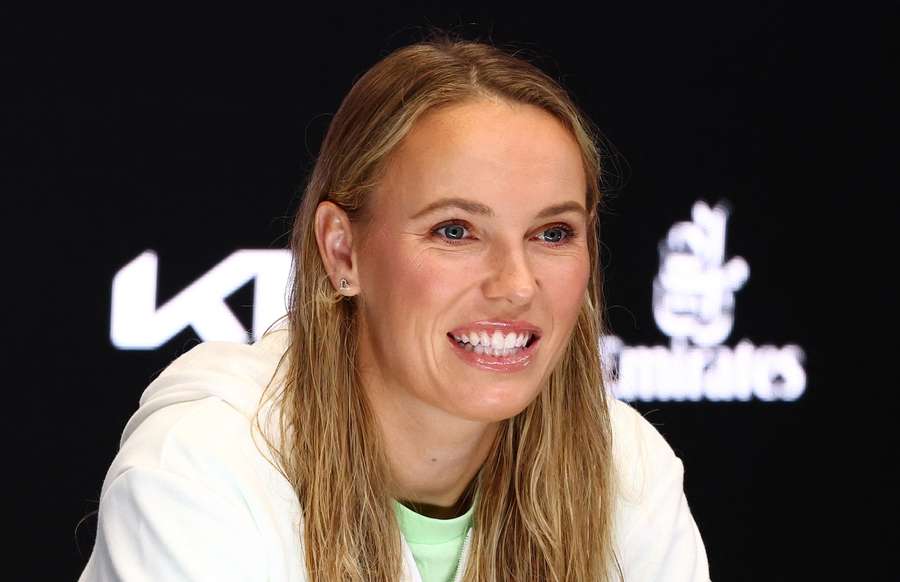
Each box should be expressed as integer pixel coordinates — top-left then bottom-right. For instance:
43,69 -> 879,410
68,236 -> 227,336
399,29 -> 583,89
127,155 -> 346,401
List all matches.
363,377 -> 499,519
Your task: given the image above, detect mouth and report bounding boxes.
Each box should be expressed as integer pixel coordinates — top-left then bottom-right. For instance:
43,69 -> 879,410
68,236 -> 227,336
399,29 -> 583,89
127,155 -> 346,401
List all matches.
445,331 -> 542,372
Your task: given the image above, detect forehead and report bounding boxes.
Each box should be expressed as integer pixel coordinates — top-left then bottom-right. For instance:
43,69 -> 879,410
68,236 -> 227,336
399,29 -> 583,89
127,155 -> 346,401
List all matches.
375,99 -> 586,215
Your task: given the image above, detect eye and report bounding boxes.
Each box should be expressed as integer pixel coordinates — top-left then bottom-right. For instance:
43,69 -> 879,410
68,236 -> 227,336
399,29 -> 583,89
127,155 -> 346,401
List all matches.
539,224 -> 576,246
432,221 -> 578,247
434,222 -> 470,243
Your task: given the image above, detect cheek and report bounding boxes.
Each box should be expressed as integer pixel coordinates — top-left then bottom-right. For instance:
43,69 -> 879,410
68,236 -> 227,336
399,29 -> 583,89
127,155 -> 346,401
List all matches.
402,254 -> 461,308
542,256 -> 590,320
373,247 -> 460,315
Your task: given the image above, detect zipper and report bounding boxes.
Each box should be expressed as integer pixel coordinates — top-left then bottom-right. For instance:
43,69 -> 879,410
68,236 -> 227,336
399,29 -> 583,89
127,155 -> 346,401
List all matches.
451,527 -> 474,582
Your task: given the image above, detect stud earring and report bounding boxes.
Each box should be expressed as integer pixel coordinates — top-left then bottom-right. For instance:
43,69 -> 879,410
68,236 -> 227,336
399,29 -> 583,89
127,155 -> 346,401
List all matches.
339,278 -> 350,291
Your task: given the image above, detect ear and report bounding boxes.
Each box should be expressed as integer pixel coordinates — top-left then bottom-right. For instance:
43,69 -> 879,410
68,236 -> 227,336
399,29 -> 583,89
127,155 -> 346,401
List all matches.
314,201 -> 360,296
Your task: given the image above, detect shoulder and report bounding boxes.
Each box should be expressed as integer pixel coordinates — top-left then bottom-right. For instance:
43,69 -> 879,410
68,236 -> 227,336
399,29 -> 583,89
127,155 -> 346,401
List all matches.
81,342 -> 305,580
107,329 -> 293,493
107,397 -> 263,492
605,397 -> 711,581
81,327 -> 306,582
606,395 -> 684,523
607,397 -> 682,494
100,329 -> 298,516
81,399 -> 285,581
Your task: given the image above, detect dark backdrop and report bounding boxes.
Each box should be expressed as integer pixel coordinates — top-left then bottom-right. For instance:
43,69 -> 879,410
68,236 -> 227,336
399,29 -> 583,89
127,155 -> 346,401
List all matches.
5,4 -> 891,580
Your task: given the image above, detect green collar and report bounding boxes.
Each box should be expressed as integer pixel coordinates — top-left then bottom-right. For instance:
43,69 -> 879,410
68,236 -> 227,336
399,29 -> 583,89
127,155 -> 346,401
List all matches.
392,493 -> 477,544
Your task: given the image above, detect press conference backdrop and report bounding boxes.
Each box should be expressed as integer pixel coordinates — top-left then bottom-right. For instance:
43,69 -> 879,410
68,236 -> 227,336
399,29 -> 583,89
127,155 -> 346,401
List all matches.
8,5 -> 883,580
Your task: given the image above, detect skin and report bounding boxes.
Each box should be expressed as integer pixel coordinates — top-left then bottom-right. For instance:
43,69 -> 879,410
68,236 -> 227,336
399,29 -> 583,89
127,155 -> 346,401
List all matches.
314,98 -> 591,518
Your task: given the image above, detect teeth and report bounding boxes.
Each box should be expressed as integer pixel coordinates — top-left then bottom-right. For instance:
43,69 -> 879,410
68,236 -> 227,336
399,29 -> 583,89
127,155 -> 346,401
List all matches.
472,344 -> 525,357
491,331 -> 504,349
453,330 -> 532,355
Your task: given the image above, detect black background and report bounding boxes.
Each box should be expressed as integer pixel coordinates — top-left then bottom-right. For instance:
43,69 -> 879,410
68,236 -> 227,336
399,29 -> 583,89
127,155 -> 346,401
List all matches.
5,4 -> 893,580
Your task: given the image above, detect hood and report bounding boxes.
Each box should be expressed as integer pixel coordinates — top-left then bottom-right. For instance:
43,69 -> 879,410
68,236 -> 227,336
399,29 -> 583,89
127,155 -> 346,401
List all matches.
119,324 -> 291,447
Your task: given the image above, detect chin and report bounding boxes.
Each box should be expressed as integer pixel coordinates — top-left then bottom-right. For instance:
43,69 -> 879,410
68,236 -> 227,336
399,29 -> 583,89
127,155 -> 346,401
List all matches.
455,389 -> 541,423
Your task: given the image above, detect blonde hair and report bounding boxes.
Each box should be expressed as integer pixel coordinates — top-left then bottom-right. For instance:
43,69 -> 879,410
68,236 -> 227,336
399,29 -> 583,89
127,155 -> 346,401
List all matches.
256,31 -> 622,581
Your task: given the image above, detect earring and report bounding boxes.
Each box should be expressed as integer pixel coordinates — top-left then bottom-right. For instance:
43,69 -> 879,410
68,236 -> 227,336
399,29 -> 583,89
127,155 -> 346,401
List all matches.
339,278 -> 350,292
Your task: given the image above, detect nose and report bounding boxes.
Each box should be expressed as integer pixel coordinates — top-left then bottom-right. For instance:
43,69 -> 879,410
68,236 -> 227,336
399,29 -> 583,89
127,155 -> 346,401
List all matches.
482,242 -> 537,307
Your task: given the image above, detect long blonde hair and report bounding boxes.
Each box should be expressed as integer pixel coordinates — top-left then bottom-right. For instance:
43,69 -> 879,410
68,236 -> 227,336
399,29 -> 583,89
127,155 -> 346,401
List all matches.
256,31 -> 622,581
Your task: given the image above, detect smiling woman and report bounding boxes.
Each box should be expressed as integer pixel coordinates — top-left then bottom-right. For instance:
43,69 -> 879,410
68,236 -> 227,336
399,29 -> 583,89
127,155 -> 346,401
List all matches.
78,31 -> 710,582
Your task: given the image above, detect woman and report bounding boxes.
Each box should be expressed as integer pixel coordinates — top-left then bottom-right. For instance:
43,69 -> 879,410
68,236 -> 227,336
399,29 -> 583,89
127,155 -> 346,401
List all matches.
79,35 -> 710,581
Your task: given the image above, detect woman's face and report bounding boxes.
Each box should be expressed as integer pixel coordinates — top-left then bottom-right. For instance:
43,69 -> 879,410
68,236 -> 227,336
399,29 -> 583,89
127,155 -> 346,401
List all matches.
354,98 -> 591,423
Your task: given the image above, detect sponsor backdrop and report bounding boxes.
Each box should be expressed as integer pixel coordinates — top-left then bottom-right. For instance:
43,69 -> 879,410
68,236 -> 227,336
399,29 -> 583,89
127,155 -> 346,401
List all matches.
8,5 -> 887,580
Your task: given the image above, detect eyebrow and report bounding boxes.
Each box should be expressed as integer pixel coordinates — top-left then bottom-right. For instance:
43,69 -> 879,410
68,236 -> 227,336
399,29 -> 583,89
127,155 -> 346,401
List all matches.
410,197 -> 587,220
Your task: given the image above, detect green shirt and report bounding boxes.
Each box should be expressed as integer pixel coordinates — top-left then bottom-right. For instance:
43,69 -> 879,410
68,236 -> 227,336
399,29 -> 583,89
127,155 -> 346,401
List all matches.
392,496 -> 475,582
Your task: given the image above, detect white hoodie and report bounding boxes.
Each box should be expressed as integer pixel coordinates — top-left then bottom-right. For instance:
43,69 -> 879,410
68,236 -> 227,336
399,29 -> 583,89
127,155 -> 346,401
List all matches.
78,326 -> 711,582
